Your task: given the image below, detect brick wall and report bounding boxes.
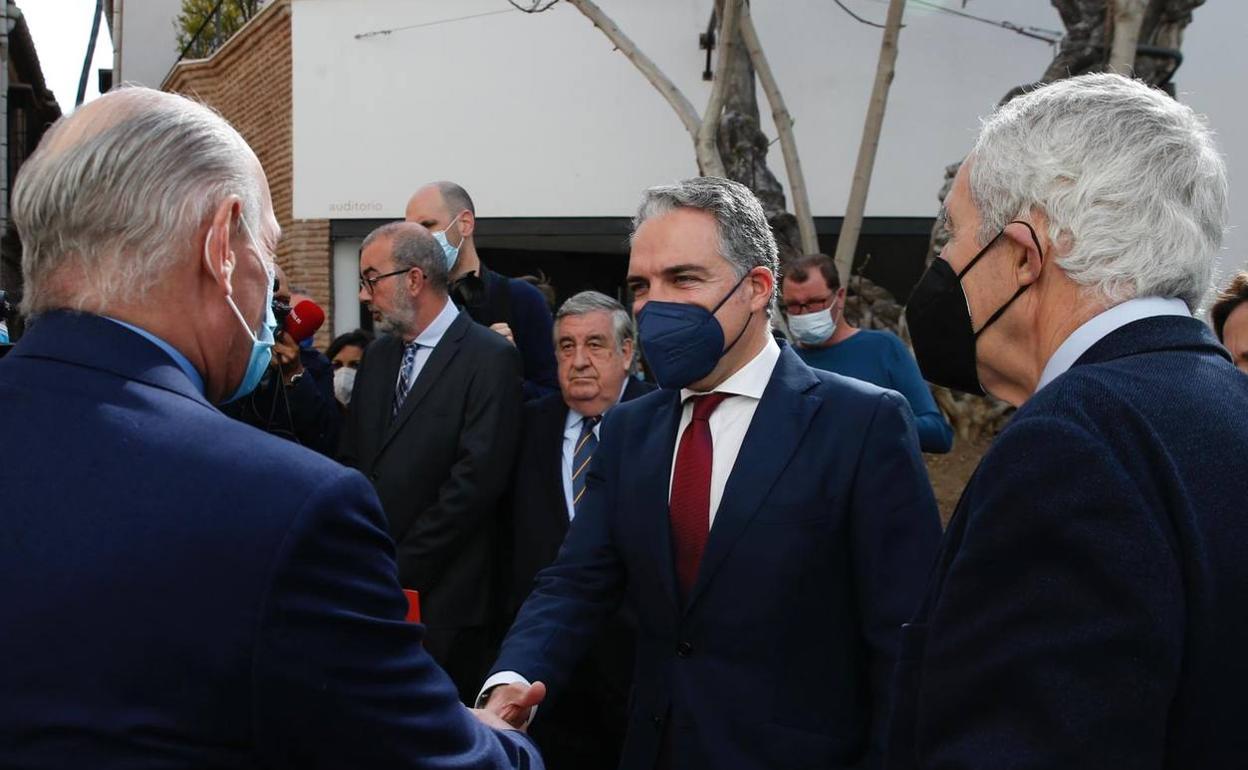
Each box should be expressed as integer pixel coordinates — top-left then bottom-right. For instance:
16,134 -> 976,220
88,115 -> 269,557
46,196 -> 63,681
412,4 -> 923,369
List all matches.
164,0 -> 335,348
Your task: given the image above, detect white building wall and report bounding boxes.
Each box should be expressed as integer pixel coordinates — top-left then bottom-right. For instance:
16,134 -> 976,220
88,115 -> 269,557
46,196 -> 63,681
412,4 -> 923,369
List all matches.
114,0 -> 184,88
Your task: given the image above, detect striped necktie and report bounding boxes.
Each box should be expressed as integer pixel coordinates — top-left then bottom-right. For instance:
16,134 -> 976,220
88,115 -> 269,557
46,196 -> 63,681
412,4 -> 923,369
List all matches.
392,341 -> 420,418
571,415 -> 601,516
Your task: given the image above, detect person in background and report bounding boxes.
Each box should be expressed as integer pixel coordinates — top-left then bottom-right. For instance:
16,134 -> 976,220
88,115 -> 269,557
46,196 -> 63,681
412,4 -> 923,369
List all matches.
340,221 -> 523,705
406,181 -> 558,400
781,252 -> 953,453
507,290 -> 654,770
326,328 -> 373,407
221,264 -> 340,455
1209,271 -> 1248,373
517,273 -> 557,314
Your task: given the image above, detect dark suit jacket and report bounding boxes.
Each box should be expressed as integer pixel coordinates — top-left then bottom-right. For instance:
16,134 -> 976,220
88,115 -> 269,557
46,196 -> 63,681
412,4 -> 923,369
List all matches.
884,316 -> 1248,770
508,376 -> 656,614
494,344 -> 942,770
221,345 -> 340,456
340,308 -> 523,630
0,311 -> 539,770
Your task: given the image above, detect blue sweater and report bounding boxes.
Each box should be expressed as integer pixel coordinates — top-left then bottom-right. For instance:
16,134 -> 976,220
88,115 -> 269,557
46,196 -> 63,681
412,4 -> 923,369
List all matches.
796,329 -> 953,453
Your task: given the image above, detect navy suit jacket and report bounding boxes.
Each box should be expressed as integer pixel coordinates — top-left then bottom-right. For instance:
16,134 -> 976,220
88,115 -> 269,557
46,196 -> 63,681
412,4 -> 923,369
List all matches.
0,311 -> 540,770
884,316 -> 1248,769
494,344 -> 942,770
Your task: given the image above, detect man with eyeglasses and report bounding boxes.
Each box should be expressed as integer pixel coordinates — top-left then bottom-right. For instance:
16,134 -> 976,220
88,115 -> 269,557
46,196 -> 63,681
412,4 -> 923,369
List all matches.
340,220 -> 523,705
781,252 -> 953,453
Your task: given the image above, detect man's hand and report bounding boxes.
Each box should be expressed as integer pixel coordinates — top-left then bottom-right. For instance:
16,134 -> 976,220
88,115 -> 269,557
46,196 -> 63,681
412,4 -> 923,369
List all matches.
271,331 -> 304,385
482,680 -> 547,730
489,322 -> 516,347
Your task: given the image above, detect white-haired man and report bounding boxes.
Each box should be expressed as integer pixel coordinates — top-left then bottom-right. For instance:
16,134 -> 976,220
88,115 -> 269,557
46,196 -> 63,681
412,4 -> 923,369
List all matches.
0,87 -> 540,769
887,73 -> 1248,768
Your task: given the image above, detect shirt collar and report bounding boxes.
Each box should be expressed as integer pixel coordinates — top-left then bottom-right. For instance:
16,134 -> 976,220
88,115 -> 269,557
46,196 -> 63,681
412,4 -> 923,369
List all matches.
680,335 -> 781,404
1036,296 -> 1191,392
102,317 -> 206,396
410,296 -> 459,349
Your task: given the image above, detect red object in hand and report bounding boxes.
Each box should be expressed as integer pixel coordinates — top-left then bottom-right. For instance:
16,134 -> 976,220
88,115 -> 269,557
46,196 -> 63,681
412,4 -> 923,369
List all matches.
402,589 -> 421,623
284,299 -> 325,342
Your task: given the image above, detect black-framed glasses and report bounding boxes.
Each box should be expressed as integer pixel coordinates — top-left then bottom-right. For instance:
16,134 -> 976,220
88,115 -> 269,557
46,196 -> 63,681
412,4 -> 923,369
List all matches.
359,268 -> 410,296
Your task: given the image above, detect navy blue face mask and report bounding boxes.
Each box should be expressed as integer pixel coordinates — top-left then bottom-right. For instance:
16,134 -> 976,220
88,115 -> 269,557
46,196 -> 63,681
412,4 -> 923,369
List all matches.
636,272 -> 752,390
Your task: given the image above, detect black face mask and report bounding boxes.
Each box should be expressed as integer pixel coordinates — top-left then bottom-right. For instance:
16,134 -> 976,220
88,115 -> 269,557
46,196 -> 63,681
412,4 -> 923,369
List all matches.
905,220 -> 1043,395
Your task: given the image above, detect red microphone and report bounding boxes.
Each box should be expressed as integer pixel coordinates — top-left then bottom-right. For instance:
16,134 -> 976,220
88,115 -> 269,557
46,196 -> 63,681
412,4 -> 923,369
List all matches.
284,299 -> 325,343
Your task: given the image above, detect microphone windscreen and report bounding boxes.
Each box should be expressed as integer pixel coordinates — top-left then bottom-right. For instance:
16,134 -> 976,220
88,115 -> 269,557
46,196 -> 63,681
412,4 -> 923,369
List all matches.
284,299 -> 325,343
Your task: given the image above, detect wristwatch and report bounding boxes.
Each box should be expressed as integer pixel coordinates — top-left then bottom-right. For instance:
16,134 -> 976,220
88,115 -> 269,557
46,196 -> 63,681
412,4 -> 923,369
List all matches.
286,371 -> 305,387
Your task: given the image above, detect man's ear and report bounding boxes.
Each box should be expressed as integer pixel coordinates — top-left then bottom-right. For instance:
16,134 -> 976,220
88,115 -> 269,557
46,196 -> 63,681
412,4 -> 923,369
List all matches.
749,266 -> 775,313
620,337 -> 635,370
203,197 -> 242,294
403,266 -> 425,298
1003,218 -> 1046,287
457,210 -> 475,239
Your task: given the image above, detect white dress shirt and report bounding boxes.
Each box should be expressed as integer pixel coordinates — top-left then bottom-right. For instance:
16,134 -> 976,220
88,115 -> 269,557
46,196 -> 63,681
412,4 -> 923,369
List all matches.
561,380 -> 630,520
478,337 -> 783,710
671,336 -> 781,526
395,296 -> 459,395
1036,296 -> 1190,393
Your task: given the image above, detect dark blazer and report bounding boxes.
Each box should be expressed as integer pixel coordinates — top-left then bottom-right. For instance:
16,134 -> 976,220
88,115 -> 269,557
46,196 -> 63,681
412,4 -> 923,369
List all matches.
494,344 -> 942,770
476,267 -> 559,401
0,311 -> 540,770
508,376 -> 656,614
221,345 -> 340,455
884,316 -> 1248,770
340,308 -> 523,632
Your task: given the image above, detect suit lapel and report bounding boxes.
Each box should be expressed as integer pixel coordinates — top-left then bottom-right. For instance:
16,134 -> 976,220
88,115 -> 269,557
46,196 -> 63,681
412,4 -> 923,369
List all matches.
635,390 -> 684,613
684,347 -> 820,613
545,399 -> 573,535
377,313 -> 468,456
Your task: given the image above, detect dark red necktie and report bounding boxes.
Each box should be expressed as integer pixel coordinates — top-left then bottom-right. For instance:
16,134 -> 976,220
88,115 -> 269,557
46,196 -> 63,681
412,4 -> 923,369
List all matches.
670,392 -> 731,599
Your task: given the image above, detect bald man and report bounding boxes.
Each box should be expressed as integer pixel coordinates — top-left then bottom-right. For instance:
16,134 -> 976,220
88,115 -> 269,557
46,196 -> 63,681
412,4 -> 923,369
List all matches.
0,87 -> 541,769
406,181 -> 558,400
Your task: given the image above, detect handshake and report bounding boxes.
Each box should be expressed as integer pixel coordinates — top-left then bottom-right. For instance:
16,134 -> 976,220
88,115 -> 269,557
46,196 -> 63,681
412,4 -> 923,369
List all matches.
470,680 -> 548,733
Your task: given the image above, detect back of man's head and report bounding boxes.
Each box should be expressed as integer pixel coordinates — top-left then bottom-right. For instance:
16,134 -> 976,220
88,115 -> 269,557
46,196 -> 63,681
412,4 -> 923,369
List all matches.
13,87 -> 264,316
968,72 -> 1228,308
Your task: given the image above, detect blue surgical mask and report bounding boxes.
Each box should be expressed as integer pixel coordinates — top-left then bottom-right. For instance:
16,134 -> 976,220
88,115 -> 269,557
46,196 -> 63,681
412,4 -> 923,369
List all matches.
787,304 -> 838,346
636,273 -> 751,390
0,321 -> 8,345
216,219 -> 276,404
432,213 -> 464,271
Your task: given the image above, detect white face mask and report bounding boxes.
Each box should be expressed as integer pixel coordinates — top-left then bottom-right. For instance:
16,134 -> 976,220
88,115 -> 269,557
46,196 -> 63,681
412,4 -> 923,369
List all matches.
333,366 -> 357,405
788,305 -> 838,346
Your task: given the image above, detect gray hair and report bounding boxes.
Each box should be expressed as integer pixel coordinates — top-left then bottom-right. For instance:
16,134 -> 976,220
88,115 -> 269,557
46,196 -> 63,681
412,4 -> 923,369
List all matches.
361,221 -> 449,292
633,177 -> 780,304
968,72 -> 1228,308
554,290 -> 635,352
13,87 -> 263,315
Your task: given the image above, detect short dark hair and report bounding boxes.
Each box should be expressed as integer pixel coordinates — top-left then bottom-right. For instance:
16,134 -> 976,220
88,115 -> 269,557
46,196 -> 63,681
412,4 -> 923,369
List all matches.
435,181 -> 476,216
1210,271 -> 1248,342
327,329 -> 373,362
783,253 -> 840,293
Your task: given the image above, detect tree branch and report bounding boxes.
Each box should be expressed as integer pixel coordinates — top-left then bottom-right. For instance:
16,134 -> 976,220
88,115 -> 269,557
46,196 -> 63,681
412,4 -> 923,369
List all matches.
564,0 -> 703,144
738,2 -> 818,254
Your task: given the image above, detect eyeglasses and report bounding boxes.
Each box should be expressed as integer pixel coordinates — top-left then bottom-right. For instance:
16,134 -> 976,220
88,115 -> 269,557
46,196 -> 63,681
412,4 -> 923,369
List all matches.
359,268 -> 410,296
783,295 -> 835,315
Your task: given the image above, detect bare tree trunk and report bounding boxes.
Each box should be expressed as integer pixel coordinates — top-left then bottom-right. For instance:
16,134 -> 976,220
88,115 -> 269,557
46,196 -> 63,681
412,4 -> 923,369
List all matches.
695,0 -> 741,178
737,2 -> 818,256
1109,0 -> 1149,74
833,0 -> 906,290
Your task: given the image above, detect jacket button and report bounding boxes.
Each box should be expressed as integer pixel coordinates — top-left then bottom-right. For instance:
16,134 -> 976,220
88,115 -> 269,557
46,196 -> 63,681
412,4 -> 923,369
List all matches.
676,641 -> 694,658
652,715 -> 664,729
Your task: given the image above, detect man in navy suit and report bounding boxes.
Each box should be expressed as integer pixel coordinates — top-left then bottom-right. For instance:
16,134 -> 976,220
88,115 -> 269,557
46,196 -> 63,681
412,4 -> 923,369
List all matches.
507,290 -> 654,770
888,73 -> 1248,769
0,87 -> 540,769
481,177 -> 942,770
